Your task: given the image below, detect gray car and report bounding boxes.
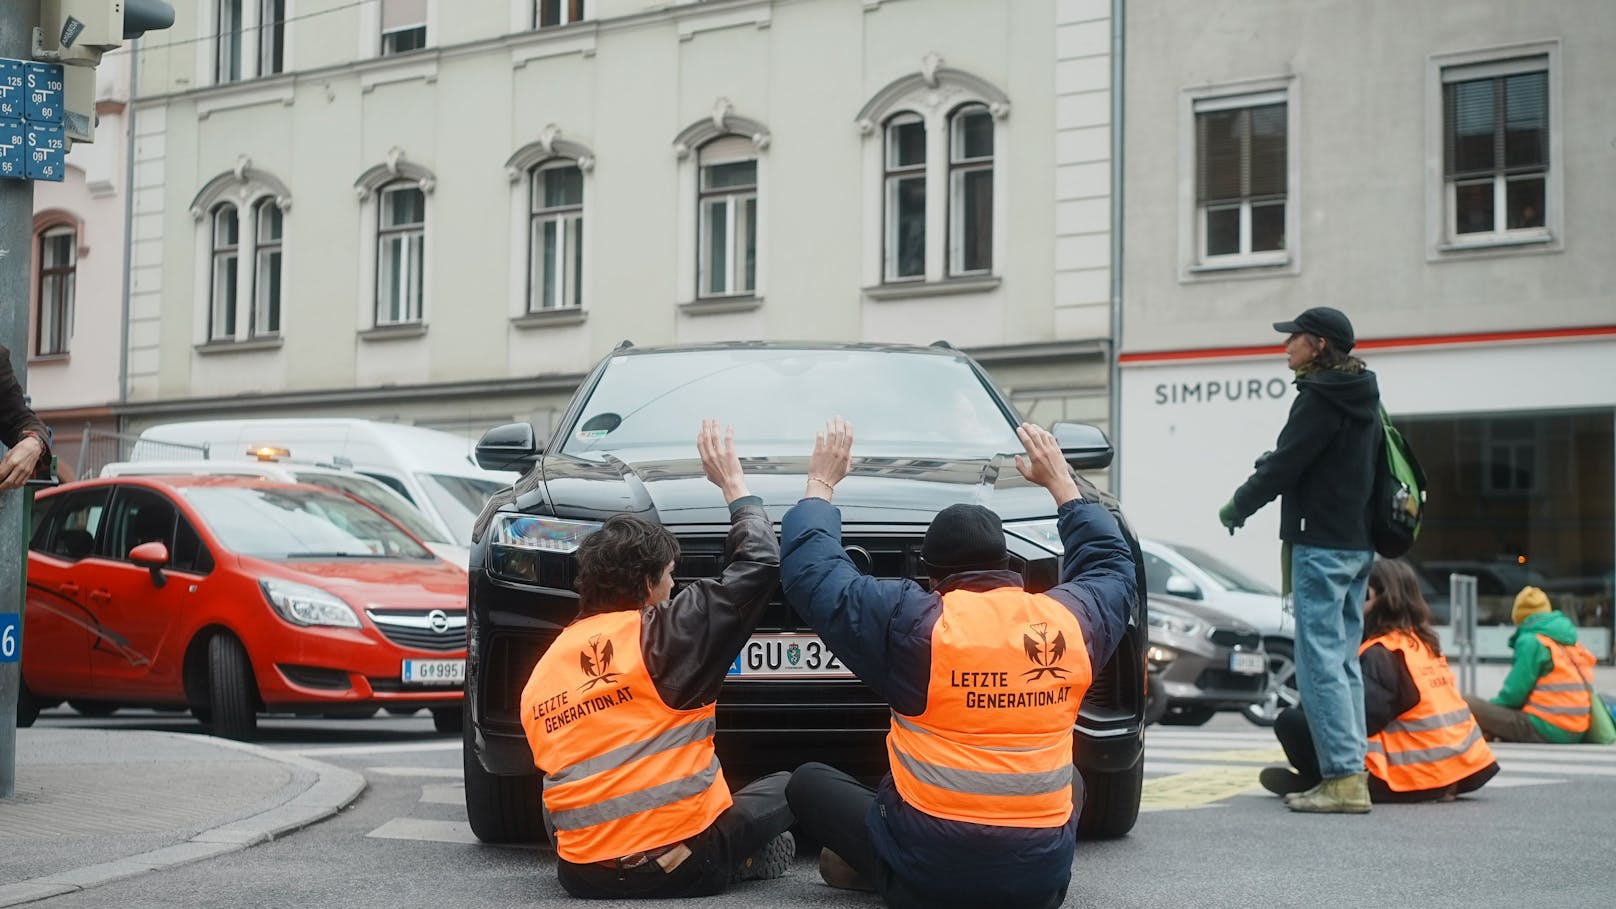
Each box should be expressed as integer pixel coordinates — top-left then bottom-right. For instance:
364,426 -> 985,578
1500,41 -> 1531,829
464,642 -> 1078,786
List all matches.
1145,594 -> 1269,726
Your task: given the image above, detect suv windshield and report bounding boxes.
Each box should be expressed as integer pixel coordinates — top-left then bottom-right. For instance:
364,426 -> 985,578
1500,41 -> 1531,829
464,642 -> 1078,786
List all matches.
1172,542 -> 1279,596
418,474 -> 506,546
181,486 -> 433,561
563,348 -> 1020,458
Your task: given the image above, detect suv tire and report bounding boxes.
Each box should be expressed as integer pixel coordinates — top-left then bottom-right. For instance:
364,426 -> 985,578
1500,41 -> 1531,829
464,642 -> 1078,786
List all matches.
208,634 -> 259,741
69,699 -> 118,717
1077,761 -> 1144,840
431,706 -> 463,734
463,732 -> 546,843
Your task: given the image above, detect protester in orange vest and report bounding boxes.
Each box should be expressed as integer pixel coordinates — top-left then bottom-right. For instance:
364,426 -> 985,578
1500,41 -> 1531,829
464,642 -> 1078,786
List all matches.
520,420 -> 794,899
1465,586 -> 1599,744
1260,558 -> 1498,804
779,419 -> 1136,909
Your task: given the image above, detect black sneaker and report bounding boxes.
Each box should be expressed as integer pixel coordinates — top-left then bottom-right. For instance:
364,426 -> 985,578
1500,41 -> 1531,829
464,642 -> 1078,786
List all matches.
818,848 -> 874,892
1259,766 -> 1311,797
729,832 -> 794,883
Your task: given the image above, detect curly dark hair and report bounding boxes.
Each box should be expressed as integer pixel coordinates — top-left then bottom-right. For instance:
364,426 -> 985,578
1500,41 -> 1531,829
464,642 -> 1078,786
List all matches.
574,514 -> 681,609
1364,558 -> 1442,657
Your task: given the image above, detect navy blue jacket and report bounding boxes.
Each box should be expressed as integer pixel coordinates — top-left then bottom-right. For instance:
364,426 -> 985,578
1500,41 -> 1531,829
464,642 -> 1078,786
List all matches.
780,496 -> 1136,902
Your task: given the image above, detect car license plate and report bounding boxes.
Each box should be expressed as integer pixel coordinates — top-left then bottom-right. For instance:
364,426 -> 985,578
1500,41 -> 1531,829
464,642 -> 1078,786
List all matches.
1229,650 -> 1266,676
401,659 -> 466,685
727,634 -> 852,679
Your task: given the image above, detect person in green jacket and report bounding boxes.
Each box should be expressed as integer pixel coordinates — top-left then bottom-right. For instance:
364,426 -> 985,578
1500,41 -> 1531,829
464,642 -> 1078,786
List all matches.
1465,586 -> 1595,744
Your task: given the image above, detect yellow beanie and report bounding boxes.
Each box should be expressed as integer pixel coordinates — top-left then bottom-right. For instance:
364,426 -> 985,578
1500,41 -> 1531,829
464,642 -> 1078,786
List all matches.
1512,586 -> 1551,625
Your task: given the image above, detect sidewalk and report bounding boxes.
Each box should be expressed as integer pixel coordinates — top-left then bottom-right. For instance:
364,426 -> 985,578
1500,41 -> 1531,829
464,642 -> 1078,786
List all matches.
1465,659 -> 1616,699
0,729 -> 364,907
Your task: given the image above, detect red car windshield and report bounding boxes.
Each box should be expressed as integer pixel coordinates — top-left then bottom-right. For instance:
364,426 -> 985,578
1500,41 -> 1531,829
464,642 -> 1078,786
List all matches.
180,485 -> 434,561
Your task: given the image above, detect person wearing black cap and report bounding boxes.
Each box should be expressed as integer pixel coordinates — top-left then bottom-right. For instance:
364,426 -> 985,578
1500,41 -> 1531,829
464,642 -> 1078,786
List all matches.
1219,306 -> 1383,813
779,418 -> 1135,909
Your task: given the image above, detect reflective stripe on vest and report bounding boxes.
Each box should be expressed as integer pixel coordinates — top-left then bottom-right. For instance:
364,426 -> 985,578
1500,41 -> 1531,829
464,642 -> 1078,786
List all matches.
520,610 -> 732,864
1522,634 -> 1593,735
887,586 -> 1093,828
1360,632 -> 1495,792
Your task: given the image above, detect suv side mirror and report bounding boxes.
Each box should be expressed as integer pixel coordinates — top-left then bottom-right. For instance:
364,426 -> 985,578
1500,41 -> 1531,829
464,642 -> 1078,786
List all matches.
1050,422 -> 1114,470
1164,574 -> 1202,599
129,541 -> 170,589
476,423 -> 542,472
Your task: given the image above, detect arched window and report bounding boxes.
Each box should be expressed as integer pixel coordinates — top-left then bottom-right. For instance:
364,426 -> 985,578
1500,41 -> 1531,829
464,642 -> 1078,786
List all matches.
190,160 -> 292,346
884,112 -> 927,282
252,199 -> 283,335
209,204 -> 240,341
377,182 -> 426,325
696,136 -> 758,298
36,225 -> 77,356
948,103 -> 994,276
529,161 -> 584,311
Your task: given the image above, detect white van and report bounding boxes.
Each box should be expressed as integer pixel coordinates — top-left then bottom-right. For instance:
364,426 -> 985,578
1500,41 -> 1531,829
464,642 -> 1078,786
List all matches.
99,459 -> 471,568
130,419 -> 515,551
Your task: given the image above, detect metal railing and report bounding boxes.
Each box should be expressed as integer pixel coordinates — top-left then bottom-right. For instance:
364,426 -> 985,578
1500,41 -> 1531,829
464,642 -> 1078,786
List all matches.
76,424 -> 210,479
1449,573 -> 1479,697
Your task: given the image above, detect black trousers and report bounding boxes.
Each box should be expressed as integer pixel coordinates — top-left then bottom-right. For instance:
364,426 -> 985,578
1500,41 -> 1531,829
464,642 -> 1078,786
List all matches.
786,762 -> 1065,909
1274,707 -> 1498,803
554,771 -> 793,900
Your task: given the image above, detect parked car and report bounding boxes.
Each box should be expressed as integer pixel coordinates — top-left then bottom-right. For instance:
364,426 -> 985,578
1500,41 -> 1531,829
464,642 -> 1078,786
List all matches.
1144,594 -> 1268,726
1139,538 -> 1295,726
1420,559 -> 1549,625
129,418 -> 513,551
100,458 -> 470,569
462,341 -> 1149,843
18,476 -> 468,739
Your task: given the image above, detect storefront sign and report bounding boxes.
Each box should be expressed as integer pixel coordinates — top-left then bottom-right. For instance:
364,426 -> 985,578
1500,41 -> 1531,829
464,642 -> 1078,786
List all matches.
1153,377 -> 1290,405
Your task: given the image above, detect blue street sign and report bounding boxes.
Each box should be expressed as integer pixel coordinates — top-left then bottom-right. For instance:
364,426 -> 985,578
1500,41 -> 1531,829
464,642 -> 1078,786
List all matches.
25,63 -> 65,124
0,117 -> 24,180
0,60 -> 23,119
0,614 -> 18,663
26,123 -> 66,182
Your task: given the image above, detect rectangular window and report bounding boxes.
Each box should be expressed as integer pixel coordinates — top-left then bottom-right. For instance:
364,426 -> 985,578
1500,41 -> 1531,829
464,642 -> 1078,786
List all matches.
530,163 -> 584,311
1443,58 -> 1548,240
949,105 -> 994,276
259,0 -> 286,75
377,185 -> 425,325
253,202 -> 282,336
36,226 -> 75,356
215,0 -> 243,83
1194,92 -> 1288,263
697,150 -> 757,298
210,207 -> 239,341
381,0 -> 428,55
884,114 -> 926,282
536,0 -> 586,28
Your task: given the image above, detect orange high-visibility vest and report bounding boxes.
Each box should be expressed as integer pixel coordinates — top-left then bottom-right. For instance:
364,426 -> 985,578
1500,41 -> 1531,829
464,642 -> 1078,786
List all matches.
1523,635 -> 1596,736
887,586 -> 1093,828
521,610 -> 732,864
1361,632 -> 1495,792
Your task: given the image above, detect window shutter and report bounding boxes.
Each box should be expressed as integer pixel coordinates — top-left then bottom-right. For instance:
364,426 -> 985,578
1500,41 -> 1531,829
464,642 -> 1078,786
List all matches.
1197,103 -> 1286,204
1502,71 -> 1547,170
382,0 -> 427,30
1246,104 -> 1286,199
1196,109 -> 1243,204
699,134 -> 757,165
1445,79 -> 1496,178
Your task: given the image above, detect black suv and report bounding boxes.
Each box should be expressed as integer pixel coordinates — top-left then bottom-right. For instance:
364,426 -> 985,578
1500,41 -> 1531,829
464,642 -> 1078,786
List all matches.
462,342 -> 1148,842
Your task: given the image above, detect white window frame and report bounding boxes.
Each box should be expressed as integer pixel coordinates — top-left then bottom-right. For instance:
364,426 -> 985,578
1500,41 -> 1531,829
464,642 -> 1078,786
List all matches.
671,108 -> 771,307
251,199 -> 283,336
533,0 -> 587,29
696,146 -> 758,299
214,0 -> 245,84
883,112 -> 927,283
529,160 -> 585,312
947,103 -> 995,277
375,183 -> 426,325
1178,76 -> 1299,278
258,0 -> 286,76
35,225 -> 76,357
1428,44 -> 1560,256
189,166 -> 294,348
208,205 -> 240,341
199,0 -> 292,85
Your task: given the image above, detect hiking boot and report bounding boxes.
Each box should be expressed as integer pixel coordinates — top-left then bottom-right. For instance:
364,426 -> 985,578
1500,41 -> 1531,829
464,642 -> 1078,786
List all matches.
1259,767 -> 1312,797
1286,772 -> 1371,814
818,848 -> 874,892
729,832 -> 794,883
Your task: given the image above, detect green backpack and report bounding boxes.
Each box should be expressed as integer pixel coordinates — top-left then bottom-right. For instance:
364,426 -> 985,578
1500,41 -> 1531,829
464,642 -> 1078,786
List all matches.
1371,406 -> 1426,559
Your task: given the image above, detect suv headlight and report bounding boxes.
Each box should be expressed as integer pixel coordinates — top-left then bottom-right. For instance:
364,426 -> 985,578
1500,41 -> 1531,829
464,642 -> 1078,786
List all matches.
260,578 -> 361,628
1146,611 -> 1206,637
487,513 -> 604,585
1004,518 -> 1061,554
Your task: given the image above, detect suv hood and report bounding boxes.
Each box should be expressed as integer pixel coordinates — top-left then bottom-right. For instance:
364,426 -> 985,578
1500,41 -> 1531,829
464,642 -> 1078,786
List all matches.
531,451 -> 1088,525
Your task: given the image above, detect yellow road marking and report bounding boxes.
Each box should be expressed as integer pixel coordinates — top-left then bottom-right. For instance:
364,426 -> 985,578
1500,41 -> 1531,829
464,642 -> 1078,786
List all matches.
1140,766 -> 1263,811
1173,747 -> 1288,764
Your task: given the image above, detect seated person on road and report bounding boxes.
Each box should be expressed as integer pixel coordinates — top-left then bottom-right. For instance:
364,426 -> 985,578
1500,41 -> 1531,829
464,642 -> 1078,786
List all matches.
519,421 -> 795,900
1465,586 -> 1600,744
779,419 -> 1136,909
1261,558 -> 1498,805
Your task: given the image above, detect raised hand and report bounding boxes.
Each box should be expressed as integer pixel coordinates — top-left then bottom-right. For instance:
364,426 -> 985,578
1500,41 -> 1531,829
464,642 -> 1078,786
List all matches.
696,419 -> 749,503
1014,422 -> 1081,506
805,416 -> 853,501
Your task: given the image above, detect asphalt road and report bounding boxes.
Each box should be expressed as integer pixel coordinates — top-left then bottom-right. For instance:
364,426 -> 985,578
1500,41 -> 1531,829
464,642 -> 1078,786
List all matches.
23,709 -> 1616,908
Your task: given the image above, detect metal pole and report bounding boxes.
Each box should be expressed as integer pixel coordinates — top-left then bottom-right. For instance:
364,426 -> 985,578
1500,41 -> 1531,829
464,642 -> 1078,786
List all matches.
1106,0 -> 1125,496
0,0 -> 40,799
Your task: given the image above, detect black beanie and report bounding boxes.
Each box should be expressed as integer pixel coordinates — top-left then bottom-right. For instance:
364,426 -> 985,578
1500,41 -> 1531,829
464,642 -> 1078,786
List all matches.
922,504 -> 1007,574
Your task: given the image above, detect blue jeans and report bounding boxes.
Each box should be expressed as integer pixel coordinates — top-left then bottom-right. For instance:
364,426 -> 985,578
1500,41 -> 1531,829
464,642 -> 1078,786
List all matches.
1290,544 -> 1373,778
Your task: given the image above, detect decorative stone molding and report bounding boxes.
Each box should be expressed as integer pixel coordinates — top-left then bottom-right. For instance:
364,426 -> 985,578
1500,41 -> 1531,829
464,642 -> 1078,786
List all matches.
672,99 -> 771,158
504,125 -> 597,181
354,147 -> 437,200
854,56 -> 1011,134
32,208 -> 91,257
189,156 -> 294,220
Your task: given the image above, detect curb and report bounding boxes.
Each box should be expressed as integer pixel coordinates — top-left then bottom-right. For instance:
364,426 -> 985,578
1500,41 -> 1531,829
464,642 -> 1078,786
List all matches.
0,733 -> 366,907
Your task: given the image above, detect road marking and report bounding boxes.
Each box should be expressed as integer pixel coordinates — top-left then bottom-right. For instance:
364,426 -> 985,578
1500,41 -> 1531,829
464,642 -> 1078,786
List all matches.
371,767 -> 463,779
1139,766 -> 1261,811
421,783 -> 464,805
1155,747 -> 1288,765
284,741 -> 461,757
366,818 -> 545,850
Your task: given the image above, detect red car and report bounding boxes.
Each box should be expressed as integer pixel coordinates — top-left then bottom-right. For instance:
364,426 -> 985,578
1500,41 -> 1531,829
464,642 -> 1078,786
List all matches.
17,475 -> 469,739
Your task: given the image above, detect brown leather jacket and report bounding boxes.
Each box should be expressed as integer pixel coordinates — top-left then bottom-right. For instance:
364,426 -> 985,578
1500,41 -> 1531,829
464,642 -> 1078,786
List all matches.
1,345 -> 49,450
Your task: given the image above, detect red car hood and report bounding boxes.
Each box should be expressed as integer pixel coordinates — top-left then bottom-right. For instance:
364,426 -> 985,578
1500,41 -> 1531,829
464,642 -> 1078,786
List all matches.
246,558 -> 467,612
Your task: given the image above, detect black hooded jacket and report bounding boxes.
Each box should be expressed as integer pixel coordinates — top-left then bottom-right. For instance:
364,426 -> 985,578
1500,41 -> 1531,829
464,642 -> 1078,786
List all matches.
1231,366 -> 1381,550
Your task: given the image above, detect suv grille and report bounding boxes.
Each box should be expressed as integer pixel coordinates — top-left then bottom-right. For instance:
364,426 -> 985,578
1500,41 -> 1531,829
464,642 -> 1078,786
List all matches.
367,609 -> 467,652
1209,628 -> 1261,650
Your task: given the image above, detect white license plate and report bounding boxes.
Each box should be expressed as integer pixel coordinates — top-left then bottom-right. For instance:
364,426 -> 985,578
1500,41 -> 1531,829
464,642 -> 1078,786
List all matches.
727,634 -> 852,679
401,659 -> 466,685
1229,650 -> 1266,676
